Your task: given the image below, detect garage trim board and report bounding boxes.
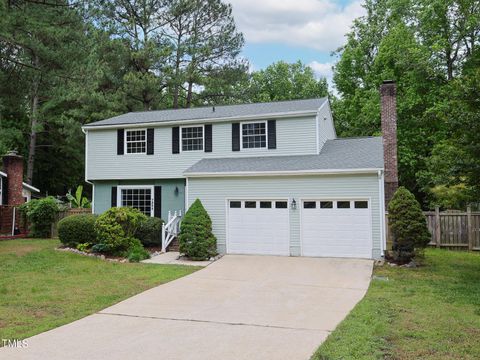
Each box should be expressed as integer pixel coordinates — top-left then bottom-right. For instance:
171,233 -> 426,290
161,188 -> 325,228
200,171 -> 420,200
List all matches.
225,198 -> 291,256
300,197 -> 373,259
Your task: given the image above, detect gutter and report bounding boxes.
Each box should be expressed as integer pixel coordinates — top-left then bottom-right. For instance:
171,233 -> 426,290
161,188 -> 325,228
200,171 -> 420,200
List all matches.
81,110 -> 319,131
183,168 -> 383,178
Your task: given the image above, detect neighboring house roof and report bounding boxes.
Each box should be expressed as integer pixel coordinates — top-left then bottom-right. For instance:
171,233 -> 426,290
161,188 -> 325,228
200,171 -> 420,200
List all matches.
22,183 -> 40,193
184,137 -> 383,176
84,98 -> 328,128
0,171 -> 40,193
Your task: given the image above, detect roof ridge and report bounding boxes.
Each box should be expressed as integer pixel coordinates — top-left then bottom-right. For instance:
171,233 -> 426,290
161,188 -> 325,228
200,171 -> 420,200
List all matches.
331,136 -> 382,140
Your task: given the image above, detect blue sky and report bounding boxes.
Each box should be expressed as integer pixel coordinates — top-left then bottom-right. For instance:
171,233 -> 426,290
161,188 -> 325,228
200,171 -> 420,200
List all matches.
229,0 -> 365,88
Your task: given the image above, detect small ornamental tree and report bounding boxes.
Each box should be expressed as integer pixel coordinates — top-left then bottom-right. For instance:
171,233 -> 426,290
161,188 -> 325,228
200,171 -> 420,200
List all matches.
388,187 -> 431,263
178,199 -> 217,260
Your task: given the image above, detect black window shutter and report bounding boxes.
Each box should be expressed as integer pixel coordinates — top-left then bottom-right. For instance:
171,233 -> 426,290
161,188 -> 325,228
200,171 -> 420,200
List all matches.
147,128 -> 154,155
117,129 -> 124,155
232,123 -> 240,151
267,120 -> 276,149
111,186 -> 117,207
2,177 -> 8,205
154,186 -> 162,218
204,124 -> 212,152
172,127 -> 180,154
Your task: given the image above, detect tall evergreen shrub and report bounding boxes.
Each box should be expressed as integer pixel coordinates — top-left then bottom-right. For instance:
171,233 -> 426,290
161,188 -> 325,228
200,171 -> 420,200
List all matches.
178,199 -> 217,260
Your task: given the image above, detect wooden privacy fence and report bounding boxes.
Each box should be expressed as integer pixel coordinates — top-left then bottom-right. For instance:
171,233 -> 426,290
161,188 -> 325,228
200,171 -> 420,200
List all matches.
387,206 -> 480,251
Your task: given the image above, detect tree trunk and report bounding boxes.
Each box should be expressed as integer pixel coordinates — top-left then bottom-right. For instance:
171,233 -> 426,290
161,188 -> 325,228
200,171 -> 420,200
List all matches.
186,79 -> 193,108
26,54 -> 40,185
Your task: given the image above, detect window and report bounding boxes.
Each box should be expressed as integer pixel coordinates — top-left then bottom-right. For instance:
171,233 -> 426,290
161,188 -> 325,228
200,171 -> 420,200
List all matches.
355,201 -> 368,209
120,187 -> 153,216
303,201 -> 316,209
337,201 -> 351,209
275,201 -> 288,209
260,201 -> 272,208
182,126 -> 204,151
242,122 -> 266,149
320,201 -> 333,208
245,201 -> 256,208
230,201 -> 241,208
126,129 -> 146,154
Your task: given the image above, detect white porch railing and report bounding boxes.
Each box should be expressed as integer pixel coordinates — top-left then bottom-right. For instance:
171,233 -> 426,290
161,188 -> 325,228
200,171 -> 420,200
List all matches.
161,210 -> 182,252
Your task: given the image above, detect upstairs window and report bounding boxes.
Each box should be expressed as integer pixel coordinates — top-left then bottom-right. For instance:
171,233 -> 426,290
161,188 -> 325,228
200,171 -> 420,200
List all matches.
242,122 -> 266,149
182,126 -> 204,151
126,129 -> 146,154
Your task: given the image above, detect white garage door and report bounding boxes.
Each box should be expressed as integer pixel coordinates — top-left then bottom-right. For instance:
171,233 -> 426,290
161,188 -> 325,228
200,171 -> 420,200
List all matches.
227,200 -> 290,256
301,200 -> 372,258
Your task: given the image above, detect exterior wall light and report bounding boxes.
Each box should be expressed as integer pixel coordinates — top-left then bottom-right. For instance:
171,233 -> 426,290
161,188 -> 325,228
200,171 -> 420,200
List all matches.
174,186 -> 179,196
291,198 -> 297,210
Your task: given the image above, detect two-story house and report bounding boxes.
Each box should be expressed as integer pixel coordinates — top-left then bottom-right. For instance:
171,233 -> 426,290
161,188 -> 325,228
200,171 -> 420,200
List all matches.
83,81 -> 399,259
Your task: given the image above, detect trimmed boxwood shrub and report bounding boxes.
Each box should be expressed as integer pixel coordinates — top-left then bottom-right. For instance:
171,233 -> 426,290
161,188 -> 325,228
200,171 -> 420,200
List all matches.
58,214 -> 97,247
135,217 -> 164,247
388,186 -> 431,263
19,196 -> 60,238
178,199 -> 217,260
94,207 -> 147,255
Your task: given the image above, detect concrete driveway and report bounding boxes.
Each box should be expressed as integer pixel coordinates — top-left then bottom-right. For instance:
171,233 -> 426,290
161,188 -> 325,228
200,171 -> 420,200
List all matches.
2,255 -> 372,360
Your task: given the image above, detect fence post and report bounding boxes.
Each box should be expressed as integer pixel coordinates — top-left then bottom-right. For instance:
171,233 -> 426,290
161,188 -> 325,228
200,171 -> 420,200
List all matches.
161,222 -> 166,252
467,205 -> 473,251
435,206 -> 441,248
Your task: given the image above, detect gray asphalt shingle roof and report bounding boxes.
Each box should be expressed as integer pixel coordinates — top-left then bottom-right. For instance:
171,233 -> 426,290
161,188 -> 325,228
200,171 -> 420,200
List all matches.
84,98 -> 328,127
184,137 -> 384,174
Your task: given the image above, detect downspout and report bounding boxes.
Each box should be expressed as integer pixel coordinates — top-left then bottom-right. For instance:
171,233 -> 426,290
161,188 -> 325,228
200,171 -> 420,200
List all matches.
378,170 -> 386,256
82,127 -> 94,213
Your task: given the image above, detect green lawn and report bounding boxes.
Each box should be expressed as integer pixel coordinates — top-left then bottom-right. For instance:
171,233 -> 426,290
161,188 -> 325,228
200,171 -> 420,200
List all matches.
312,249 -> 480,360
0,239 -> 200,341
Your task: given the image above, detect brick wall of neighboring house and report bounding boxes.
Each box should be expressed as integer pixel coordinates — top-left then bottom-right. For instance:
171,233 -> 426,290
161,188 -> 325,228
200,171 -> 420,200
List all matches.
0,205 -> 25,236
380,80 -> 399,209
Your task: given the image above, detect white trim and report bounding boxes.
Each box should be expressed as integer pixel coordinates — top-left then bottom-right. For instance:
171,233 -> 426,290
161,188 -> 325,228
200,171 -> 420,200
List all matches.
84,129 -> 88,181
0,170 -> 7,177
240,120 -> 268,151
82,110 -> 319,131
185,177 -> 189,210
124,128 -> 147,155
117,185 -> 155,217
180,124 -> 205,152
22,183 -> 40,193
225,197 -> 290,256
299,197 -> 373,258
0,176 -> 2,205
185,168 -> 383,177
378,170 -> 386,256
91,182 -> 95,214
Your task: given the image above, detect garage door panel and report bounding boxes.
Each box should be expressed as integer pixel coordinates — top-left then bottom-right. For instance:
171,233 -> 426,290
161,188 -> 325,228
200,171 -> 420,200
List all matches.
301,200 -> 372,258
227,201 -> 289,256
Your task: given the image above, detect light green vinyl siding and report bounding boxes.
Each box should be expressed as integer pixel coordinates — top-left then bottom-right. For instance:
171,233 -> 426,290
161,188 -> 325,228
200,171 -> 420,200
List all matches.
86,116 -> 318,180
187,174 -> 382,258
93,179 -> 185,221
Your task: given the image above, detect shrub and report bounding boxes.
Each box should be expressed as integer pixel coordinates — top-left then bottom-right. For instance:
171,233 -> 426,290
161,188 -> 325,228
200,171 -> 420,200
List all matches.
126,239 -> 151,262
58,214 -> 97,247
388,187 -> 431,263
135,217 -> 164,247
19,196 -> 60,238
94,207 -> 147,255
178,199 -> 217,260
76,243 -> 92,252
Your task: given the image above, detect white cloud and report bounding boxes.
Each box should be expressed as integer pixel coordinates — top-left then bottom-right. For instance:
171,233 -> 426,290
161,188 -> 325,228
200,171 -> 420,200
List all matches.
308,60 -> 336,93
229,0 -> 365,52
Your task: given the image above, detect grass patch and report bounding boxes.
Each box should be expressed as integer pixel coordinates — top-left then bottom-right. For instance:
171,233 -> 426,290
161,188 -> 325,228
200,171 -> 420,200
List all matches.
0,239 -> 200,340
312,249 -> 480,360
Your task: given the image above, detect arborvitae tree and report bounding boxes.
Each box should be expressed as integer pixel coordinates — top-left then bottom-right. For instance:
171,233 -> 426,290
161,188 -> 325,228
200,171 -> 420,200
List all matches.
388,187 -> 431,263
178,199 -> 217,260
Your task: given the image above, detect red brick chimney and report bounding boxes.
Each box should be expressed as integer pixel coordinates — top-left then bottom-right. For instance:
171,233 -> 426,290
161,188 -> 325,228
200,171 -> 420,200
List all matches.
2,150 -> 25,206
380,80 -> 399,208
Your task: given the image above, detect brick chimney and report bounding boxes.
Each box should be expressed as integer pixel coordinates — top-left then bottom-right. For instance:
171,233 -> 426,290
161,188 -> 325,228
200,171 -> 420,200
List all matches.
380,80 -> 399,208
2,150 -> 25,206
